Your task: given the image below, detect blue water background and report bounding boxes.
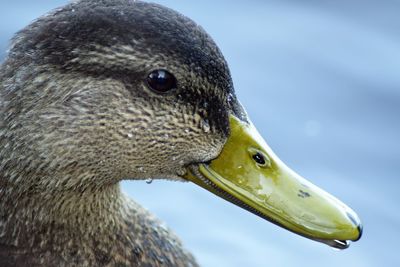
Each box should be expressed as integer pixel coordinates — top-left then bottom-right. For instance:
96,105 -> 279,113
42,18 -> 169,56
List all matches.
1,1 -> 399,266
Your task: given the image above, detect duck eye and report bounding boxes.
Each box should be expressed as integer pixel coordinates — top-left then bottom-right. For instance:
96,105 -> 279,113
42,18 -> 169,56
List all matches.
146,69 -> 177,93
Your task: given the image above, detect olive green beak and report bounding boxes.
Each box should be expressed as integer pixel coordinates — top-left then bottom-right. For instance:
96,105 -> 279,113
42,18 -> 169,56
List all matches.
185,115 -> 362,249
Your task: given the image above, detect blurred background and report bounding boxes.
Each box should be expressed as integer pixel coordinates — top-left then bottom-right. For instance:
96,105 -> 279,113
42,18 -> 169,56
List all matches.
1,0 -> 399,266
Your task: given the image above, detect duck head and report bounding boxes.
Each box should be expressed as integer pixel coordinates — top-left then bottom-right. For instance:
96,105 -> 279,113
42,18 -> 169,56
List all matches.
2,0 -> 361,249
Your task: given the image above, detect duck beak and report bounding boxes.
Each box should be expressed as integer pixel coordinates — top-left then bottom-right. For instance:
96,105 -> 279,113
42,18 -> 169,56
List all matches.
185,115 -> 362,249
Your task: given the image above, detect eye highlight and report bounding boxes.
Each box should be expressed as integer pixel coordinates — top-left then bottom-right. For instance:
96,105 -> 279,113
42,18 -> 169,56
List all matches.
146,69 -> 177,93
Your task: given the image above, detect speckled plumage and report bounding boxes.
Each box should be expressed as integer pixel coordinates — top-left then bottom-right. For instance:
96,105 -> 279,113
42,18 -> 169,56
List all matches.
0,0 -> 245,266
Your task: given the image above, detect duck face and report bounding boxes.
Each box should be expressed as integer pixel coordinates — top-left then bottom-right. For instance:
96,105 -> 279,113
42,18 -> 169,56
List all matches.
5,0 -> 361,250
7,1 -> 238,181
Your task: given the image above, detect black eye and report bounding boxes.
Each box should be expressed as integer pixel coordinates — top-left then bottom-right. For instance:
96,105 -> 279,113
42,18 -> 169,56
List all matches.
146,69 -> 177,93
252,152 -> 266,165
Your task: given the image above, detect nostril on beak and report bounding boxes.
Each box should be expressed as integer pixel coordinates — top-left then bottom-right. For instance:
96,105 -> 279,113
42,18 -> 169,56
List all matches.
346,211 -> 363,241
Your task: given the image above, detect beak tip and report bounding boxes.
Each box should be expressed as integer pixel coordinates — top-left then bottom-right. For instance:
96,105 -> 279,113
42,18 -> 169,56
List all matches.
355,223 -> 363,242
345,210 -> 363,241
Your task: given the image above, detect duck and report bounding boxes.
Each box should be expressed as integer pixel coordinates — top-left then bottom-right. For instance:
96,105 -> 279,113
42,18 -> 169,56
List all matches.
0,0 -> 362,266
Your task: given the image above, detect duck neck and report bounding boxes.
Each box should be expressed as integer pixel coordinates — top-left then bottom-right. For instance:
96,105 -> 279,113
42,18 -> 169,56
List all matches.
0,178 -> 129,249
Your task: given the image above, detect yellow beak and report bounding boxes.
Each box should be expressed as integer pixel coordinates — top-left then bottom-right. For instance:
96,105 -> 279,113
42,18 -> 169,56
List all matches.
185,115 -> 362,249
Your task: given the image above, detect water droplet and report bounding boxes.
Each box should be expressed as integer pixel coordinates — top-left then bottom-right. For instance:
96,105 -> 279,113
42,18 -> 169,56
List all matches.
146,178 -> 153,184
164,133 -> 169,139
185,128 -> 190,133
127,133 -> 133,138
176,168 -> 186,176
172,156 -> 177,161
227,93 -> 233,103
201,119 -> 210,133
138,167 -> 144,172
238,178 -> 245,184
